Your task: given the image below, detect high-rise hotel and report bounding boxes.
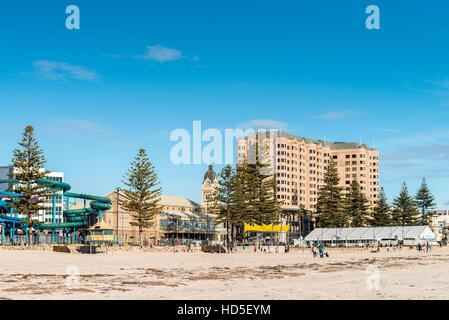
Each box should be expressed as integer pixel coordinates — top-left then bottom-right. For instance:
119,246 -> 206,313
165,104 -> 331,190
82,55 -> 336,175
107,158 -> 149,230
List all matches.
236,131 -> 380,214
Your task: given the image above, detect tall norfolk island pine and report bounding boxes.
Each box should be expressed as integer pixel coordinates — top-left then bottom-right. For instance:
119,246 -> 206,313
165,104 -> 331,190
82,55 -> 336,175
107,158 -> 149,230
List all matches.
371,187 -> 392,226
344,179 -> 370,227
8,125 -> 53,245
316,159 -> 346,227
415,178 -> 436,225
392,182 -> 420,226
211,165 -> 236,251
120,149 -> 162,246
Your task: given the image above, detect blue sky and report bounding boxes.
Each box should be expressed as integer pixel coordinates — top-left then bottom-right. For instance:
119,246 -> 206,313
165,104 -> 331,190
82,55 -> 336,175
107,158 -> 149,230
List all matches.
1,0 -> 449,207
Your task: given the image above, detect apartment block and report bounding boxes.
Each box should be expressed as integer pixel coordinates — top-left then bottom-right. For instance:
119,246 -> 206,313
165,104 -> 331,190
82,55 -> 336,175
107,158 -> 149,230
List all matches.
236,132 -> 380,213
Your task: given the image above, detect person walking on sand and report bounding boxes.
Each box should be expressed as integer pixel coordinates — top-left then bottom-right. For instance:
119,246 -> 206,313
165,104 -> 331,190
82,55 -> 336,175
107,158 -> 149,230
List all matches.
312,245 -> 317,258
317,244 -> 324,258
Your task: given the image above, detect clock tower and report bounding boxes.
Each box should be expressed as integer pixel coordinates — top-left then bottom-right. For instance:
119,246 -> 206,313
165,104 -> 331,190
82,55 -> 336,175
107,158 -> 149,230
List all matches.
201,164 -> 218,209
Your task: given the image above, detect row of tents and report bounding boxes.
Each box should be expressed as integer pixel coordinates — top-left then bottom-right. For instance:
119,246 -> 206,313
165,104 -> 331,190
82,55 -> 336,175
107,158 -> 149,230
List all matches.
304,226 -> 437,246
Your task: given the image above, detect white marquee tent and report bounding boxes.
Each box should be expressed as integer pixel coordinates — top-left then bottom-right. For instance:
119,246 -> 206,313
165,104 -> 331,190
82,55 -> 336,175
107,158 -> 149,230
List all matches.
304,226 -> 436,246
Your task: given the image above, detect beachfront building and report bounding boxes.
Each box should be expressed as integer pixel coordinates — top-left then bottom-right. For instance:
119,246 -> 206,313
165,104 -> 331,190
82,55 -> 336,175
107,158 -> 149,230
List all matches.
102,165 -> 225,245
102,192 -> 225,245
0,166 -> 13,192
0,165 -> 64,223
42,172 -> 65,224
236,131 -> 380,242
428,210 -> 449,242
304,226 -> 437,247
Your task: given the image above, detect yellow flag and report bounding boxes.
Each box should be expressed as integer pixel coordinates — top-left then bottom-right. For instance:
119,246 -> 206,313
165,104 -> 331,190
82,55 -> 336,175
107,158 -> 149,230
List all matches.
253,223 -> 263,232
272,224 -> 281,232
281,224 -> 290,232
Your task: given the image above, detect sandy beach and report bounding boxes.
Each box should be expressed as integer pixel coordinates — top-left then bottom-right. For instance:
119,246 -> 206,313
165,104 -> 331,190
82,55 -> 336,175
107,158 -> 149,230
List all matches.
0,246 -> 448,300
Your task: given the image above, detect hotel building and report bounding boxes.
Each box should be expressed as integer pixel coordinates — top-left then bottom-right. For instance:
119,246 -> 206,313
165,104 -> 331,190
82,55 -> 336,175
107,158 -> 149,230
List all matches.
236,132 -> 380,234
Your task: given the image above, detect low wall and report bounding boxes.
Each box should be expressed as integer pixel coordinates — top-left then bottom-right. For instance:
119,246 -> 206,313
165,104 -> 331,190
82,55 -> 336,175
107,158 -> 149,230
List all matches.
0,244 -> 202,253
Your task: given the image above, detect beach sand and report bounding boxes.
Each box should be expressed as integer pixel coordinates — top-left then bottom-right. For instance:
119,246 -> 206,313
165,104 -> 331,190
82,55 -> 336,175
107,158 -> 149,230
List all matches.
0,246 -> 447,300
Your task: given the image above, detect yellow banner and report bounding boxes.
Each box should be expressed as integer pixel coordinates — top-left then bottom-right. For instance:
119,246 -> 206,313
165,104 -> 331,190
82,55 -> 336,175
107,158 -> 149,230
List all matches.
262,223 -> 273,232
244,223 -> 255,232
245,223 -> 286,232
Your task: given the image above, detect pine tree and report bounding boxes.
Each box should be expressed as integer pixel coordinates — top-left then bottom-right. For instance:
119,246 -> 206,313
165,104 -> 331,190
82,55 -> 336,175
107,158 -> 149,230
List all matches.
415,178 -> 436,225
371,187 -> 391,226
345,179 -> 370,227
8,125 -> 53,245
232,159 -> 254,242
392,182 -> 420,226
211,165 -> 236,251
120,149 -> 162,246
231,134 -> 281,243
316,159 -> 346,227
250,136 -> 280,224
239,134 -> 281,227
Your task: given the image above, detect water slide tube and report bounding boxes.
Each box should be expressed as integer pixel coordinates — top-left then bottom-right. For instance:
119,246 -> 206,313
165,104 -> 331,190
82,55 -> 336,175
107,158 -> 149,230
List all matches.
0,190 -> 27,227
0,179 -> 111,230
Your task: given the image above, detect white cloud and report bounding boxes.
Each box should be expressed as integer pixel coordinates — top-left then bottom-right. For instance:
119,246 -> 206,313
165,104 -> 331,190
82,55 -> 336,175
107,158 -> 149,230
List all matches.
42,119 -> 111,137
140,45 -> 183,62
26,60 -> 100,81
313,110 -> 361,119
376,128 -> 400,133
387,128 -> 449,145
237,119 -> 288,130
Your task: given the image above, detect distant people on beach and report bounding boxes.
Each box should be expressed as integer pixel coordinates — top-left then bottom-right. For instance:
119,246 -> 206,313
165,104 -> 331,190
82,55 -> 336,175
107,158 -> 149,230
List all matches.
312,245 -> 317,258
317,244 -> 324,258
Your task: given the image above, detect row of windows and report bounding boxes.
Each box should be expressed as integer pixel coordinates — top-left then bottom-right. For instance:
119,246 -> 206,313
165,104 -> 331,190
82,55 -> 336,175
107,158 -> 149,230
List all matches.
160,220 -> 216,230
47,176 -> 63,182
44,218 -> 62,223
45,207 -> 62,215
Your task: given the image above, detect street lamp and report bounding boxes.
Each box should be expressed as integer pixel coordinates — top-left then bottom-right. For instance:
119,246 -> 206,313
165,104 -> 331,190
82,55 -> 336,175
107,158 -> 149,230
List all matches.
115,187 -> 121,245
